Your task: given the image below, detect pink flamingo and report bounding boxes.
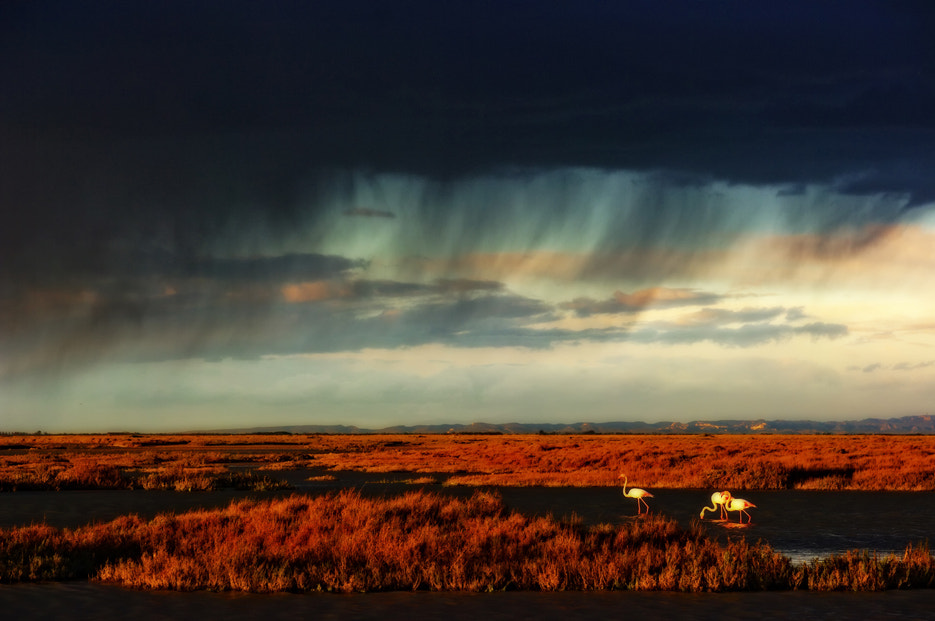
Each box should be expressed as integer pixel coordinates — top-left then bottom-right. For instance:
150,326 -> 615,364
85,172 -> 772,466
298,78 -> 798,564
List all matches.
619,474 -> 653,514
725,497 -> 756,524
699,490 -> 732,520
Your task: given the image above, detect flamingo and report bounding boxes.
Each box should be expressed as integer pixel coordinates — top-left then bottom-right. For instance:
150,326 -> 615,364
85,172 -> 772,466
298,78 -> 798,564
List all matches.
725,497 -> 756,524
619,474 -> 653,514
699,490 -> 732,520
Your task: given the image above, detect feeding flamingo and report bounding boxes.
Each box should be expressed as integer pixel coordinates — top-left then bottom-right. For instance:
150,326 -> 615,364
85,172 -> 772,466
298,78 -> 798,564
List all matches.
619,474 -> 653,514
725,497 -> 756,524
699,490 -> 732,520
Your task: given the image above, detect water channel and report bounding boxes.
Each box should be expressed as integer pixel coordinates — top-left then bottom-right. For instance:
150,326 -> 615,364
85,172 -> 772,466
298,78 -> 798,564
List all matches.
2,469 -> 934,619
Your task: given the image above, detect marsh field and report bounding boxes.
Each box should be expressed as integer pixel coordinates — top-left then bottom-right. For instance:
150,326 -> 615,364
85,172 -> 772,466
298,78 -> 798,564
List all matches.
2,432 -> 935,619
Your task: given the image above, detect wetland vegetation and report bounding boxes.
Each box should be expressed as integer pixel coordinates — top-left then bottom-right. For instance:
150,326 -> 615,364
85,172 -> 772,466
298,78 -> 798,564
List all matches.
1,433 -> 934,593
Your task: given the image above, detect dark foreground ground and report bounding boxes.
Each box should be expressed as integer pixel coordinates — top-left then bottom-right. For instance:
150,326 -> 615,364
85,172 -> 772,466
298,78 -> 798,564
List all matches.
3,582 -> 935,621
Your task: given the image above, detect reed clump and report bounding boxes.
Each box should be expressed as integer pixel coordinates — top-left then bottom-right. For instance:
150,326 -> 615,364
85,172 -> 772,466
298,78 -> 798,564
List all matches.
2,490 -> 795,591
802,544 -> 935,591
1,490 -> 930,592
0,517 -> 145,582
137,467 -> 288,492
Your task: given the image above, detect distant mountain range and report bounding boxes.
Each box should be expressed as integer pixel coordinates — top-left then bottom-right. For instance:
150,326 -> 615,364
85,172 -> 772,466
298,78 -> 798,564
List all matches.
208,415 -> 935,435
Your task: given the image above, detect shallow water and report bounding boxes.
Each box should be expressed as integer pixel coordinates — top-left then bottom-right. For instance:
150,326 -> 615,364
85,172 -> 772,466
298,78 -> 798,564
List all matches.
3,470 -> 935,618
481,485 -> 935,565
3,469 -> 934,564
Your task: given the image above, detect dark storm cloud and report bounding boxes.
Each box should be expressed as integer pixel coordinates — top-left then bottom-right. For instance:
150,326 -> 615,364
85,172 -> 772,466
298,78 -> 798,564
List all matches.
1,278 -> 554,378
0,251 -> 365,334
258,297 -> 848,355
631,321 -> 848,348
2,255 -> 852,380
437,312 -> 850,351
0,269 -> 518,379
0,0 -> 927,382
183,253 -> 366,282
2,0 -> 934,230
350,278 -> 502,299
401,294 -> 553,328
561,288 -> 723,317
678,307 -> 787,327
434,279 -> 503,294
0,1 -> 931,306
852,361 -> 935,373
221,292 -> 557,356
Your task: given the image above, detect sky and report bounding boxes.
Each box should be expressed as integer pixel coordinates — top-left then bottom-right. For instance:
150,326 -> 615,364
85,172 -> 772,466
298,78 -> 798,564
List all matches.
2,1 -> 935,432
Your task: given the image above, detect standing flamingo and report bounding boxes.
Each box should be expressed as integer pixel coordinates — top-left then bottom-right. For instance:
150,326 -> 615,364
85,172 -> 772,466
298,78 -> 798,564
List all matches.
619,474 -> 653,514
725,497 -> 756,524
699,490 -> 732,520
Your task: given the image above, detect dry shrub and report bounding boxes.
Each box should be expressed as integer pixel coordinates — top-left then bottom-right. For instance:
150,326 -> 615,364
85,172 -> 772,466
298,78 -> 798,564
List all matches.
803,543 -> 935,590
138,468 -> 288,492
0,517 -> 145,582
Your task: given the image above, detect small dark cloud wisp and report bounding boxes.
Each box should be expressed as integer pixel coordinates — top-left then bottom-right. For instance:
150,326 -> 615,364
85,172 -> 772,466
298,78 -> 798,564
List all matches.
562,287 -> 723,317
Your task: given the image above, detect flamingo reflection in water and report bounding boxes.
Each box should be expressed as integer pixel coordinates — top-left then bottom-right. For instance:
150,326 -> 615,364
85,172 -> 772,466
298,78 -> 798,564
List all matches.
619,474 -> 653,515
699,490 -> 732,520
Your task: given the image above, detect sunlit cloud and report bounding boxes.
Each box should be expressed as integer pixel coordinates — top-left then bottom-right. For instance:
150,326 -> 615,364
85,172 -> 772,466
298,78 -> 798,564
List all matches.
281,281 -> 345,303
727,224 -> 935,289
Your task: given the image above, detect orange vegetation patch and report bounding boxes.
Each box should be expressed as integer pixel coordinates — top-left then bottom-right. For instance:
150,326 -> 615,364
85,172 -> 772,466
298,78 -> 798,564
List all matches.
2,490 -> 933,592
304,433 -> 935,491
0,441 -> 291,492
2,432 -> 935,491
